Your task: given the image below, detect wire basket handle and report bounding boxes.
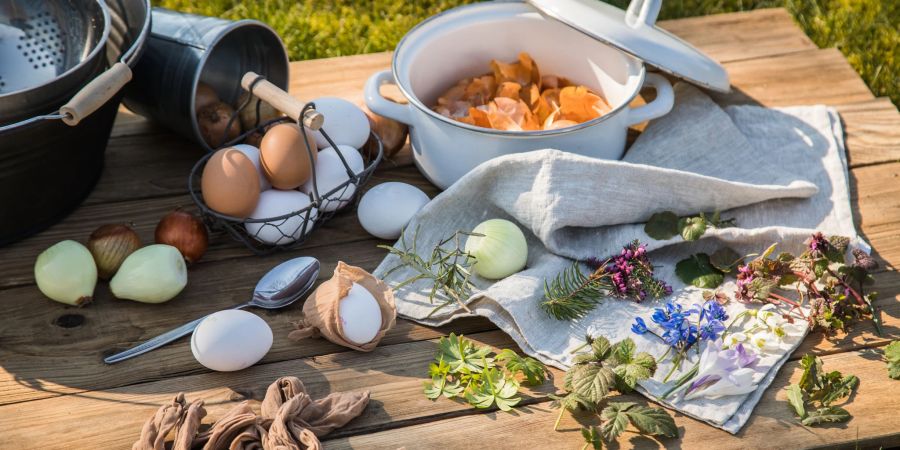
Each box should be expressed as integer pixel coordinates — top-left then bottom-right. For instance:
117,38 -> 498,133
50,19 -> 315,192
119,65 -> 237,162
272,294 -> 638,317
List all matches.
241,72 -> 324,131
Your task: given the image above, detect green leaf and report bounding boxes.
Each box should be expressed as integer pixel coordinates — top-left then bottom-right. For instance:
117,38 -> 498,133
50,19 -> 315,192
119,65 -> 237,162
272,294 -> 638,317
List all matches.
678,216 -> 708,241
819,374 -> 859,406
423,375 -> 463,400
799,354 -> 823,392
644,211 -> 680,240
709,247 -> 743,273
496,349 -> 548,385
438,333 -> 492,373
465,367 -> 521,411
599,402 -> 634,441
624,405 -> 678,438
566,363 -> 617,404
613,352 -> 657,393
761,243 -> 778,259
885,341 -> 900,380
786,384 -> 807,419
591,336 -> 613,362
608,338 -> 635,365
581,426 -> 603,450
801,406 -> 851,426
675,253 -> 725,288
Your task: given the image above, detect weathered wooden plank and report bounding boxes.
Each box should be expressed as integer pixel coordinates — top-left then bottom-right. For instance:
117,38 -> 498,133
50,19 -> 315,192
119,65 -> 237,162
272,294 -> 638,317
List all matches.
323,349 -> 900,450
838,98 -> 900,168
711,48 -> 874,107
1,328 -> 896,449
0,238 -> 495,406
659,8 -> 816,63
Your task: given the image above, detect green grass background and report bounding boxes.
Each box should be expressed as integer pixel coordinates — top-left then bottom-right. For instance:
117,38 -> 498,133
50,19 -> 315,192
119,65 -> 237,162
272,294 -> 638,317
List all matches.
155,0 -> 898,105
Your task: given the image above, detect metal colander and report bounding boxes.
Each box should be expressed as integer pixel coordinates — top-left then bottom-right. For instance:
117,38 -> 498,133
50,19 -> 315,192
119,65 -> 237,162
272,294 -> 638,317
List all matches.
0,0 -> 108,123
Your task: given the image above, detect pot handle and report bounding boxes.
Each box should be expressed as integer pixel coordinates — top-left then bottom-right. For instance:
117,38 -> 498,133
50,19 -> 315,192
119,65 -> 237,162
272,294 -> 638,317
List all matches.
59,62 -> 133,126
241,72 -> 324,131
625,73 -> 674,127
365,70 -> 412,125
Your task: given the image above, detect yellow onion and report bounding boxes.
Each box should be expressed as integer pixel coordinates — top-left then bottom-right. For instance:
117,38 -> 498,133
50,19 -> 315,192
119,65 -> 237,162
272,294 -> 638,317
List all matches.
155,208 -> 209,264
198,101 -> 241,148
464,219 -> 528,280
87,223 -> 142,279
34,240 -> 97,306
237,91 -> 282,131
110,244 -> 188,303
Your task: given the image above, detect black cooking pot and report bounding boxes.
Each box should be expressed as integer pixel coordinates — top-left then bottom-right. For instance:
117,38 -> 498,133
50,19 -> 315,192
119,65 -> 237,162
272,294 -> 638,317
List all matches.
0,0 -> 151,246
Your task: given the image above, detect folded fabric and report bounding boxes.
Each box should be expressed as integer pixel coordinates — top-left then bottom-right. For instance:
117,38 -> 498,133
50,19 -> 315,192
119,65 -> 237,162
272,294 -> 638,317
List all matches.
132,377 -> 369,450
374,83 -> 862,433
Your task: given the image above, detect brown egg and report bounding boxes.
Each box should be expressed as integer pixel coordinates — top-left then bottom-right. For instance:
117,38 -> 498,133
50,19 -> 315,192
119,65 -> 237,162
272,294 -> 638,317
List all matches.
259,123 -> 318,189
201,148 -> 261,218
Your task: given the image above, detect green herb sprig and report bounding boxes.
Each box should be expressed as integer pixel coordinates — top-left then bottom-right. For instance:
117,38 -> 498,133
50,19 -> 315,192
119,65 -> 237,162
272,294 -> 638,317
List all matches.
786,354 -> 859,426
884,341 -> 900,380
423,333 -> 548,412
551,335 -> 677,444
644,210 -> 735,242
379,227 -> 481,318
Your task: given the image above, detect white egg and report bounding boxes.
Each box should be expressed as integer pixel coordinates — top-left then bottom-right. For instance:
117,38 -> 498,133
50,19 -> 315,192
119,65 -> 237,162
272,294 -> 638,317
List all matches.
301,145 -> 364,212
339,282 -> 383,345
311,97 -> 370,149
358,182 -> 430,239
245,190 -> 318,244
191,310 -> 273,372
231,144 -> 271,191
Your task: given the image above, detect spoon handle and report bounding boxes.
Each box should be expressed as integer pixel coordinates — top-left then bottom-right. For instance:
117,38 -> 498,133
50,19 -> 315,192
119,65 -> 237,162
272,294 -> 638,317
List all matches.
103,303 -> 250,364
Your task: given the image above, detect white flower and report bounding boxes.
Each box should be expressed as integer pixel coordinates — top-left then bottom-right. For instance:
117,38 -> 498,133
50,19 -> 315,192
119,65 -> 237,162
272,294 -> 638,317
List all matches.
750,331 -> 780,352
683,340 -> 761,400
722,332 -> 748,349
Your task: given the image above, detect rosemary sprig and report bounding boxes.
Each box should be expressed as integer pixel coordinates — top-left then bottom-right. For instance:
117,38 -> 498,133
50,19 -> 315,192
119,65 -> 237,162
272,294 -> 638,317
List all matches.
379,226 -> 481,318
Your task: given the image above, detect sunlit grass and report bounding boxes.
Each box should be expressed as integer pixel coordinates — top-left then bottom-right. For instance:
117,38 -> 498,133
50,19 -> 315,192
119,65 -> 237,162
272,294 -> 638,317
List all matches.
154,0 -> 898,105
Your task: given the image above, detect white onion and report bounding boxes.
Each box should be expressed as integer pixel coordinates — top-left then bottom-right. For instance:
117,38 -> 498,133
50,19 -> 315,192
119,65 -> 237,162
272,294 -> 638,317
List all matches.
464,219 -> 528,279
110,244 -> 188,303
34,240 -> 97,306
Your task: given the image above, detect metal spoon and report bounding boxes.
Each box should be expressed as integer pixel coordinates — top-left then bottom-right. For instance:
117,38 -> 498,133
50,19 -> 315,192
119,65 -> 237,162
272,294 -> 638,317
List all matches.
104,256 -> 320,364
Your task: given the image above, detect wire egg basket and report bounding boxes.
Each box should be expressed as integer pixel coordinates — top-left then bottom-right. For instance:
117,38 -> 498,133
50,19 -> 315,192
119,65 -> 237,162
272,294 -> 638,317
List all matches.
189,74 -> 383,255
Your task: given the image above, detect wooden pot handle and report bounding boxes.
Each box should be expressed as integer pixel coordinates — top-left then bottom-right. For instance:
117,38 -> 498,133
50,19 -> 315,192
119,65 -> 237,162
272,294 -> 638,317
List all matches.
60,62 -> 133,126
241,72 -> 324,131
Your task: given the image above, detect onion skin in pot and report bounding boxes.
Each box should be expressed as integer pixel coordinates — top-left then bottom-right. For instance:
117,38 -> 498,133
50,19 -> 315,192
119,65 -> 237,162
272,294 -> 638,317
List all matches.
87,224 -> 142,280
155,209 -> 209,264
198,101 -> 241,148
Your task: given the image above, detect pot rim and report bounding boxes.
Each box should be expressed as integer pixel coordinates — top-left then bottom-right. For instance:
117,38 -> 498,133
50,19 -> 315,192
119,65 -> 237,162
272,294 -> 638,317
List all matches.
0,0 -> 111,102
189,19 -> 290,151
390,1 -> 647,138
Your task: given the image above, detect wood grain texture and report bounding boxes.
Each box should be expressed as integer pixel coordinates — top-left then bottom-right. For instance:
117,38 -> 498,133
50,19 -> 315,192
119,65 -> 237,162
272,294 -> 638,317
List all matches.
0,7 -> 897,450
322,349 -> 900,450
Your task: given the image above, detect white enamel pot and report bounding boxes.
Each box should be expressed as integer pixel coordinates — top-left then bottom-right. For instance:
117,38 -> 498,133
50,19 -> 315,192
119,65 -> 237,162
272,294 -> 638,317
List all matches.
365,2 -> 674,190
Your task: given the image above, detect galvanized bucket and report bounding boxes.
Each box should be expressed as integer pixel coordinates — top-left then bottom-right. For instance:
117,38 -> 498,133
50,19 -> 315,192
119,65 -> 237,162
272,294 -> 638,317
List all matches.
123,8 -> 290,151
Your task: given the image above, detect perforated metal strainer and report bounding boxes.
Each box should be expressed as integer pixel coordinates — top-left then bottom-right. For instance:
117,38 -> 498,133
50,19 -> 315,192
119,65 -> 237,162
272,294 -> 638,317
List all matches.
0,0 -> 109,124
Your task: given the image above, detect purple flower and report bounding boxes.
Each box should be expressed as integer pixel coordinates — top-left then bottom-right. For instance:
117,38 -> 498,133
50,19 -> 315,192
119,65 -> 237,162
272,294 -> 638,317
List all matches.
699,319 -> 726,341
683,342 -> 760,400
631,317 -> 648,334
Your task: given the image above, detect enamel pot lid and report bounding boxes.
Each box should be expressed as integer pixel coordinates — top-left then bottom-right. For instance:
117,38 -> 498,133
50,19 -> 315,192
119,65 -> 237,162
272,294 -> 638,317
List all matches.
526,0 -> 730,92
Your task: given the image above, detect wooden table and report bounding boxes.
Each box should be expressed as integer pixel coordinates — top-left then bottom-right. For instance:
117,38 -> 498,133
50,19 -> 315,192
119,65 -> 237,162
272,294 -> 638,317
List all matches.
1,8 -> 898,449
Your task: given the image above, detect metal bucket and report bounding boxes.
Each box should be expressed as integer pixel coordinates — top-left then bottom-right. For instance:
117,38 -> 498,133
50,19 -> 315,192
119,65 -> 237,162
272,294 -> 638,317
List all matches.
123,8 -> 290,151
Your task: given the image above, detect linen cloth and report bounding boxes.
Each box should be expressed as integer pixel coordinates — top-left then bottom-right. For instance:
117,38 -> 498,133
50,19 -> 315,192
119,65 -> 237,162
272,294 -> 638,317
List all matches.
373,83 -> 863,433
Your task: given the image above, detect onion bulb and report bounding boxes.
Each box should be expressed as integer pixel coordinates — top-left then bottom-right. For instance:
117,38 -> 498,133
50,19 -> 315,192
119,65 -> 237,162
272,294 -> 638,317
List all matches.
34,240 -> 97,306
195,82 -> 220,113
362,105 -> 408,158
155,208 -> 209,263
110,244 -> 188,303
198,101 -> 241,148
464,219 -> 528,280
237,91 -> 282,131
87,224 -> 141,279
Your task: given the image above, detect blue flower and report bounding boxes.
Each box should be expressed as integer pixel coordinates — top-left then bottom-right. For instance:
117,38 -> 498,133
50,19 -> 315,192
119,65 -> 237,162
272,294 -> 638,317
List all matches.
702,300 -> 729,322
699,319 -> 726,341
631,317 -> 648,334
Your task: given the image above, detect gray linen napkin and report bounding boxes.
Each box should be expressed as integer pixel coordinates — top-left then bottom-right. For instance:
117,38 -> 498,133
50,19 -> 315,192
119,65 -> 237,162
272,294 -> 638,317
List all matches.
373,83 -> 862,433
